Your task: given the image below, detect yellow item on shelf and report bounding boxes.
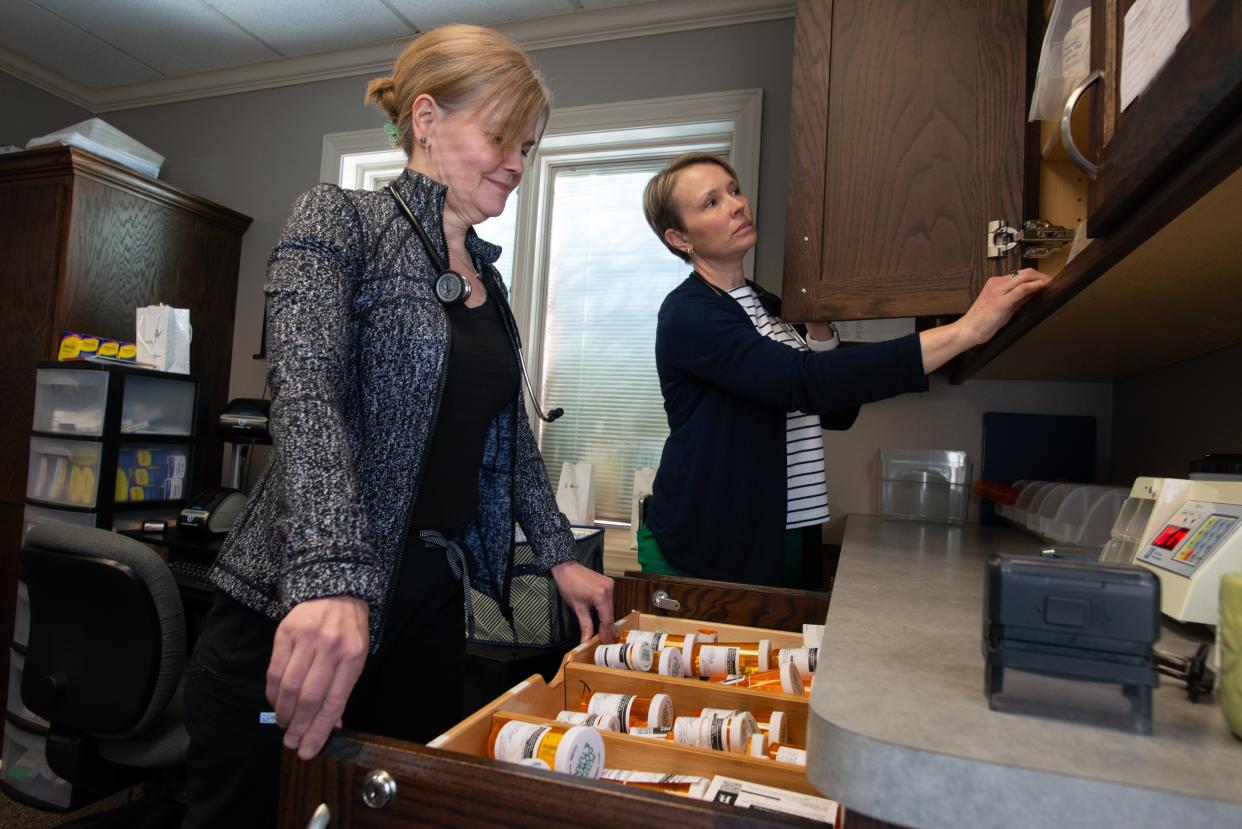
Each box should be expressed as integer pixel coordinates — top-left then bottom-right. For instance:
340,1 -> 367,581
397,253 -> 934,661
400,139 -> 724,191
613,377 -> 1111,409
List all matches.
116,468 -> 129,502
48,457 -> 68,501
68,465 -> 83,503
80,465 -> 96,505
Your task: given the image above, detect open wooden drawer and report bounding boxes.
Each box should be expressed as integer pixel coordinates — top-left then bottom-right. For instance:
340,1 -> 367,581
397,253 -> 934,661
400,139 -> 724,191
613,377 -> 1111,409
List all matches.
280,602 -> 840,827
426,611 -> 816,796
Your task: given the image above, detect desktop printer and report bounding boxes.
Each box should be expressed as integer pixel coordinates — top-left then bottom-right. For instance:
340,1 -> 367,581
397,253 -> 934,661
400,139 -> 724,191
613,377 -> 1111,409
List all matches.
179,487 -> 246,534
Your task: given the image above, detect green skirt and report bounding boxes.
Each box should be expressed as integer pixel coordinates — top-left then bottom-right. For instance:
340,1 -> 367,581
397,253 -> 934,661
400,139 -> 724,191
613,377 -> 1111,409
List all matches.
636,522 -> 805,588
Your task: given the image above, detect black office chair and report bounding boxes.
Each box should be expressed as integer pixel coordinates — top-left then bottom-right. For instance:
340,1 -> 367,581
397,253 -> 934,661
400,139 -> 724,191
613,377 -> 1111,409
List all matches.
19,523 -> 189,828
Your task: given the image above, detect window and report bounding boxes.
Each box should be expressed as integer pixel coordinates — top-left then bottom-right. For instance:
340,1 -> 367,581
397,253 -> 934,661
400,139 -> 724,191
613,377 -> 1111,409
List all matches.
322,89 -> 761,526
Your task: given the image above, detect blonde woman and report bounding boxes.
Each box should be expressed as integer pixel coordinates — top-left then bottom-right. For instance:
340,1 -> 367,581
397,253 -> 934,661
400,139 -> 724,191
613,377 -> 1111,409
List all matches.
184,25 -> 614,826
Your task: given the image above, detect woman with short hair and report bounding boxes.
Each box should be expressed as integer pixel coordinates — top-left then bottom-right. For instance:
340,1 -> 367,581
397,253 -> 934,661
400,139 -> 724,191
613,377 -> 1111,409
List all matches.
639,152 -> 1049,587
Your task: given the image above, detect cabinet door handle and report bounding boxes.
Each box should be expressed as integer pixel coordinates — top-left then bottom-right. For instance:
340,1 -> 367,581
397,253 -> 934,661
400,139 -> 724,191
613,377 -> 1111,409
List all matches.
306,803 -> 331,829
1062,69 -> 1103,176
652,590 -> 680,611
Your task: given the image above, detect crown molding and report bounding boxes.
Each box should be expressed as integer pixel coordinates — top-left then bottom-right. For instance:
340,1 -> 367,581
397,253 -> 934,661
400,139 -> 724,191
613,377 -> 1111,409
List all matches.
1,0 -> 793,115
0,47 -> 95,112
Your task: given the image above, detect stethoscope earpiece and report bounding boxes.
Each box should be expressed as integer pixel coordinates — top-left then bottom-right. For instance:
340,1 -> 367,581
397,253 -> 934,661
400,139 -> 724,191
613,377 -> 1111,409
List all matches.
388,183 -> 563,423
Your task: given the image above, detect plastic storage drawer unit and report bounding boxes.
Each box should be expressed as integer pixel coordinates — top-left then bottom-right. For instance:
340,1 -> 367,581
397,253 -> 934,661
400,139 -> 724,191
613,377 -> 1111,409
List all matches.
880,449 -> 972,525
26,437 -> 103,508
32,368 -> 109,436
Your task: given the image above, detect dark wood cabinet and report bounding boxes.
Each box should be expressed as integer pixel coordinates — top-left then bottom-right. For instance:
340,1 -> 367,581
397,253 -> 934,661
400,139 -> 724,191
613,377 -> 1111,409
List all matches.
958,0 -> 1242,382
782,0 -> 1030,321
1087,0 -> 1242,236
780,0 -> 1242,382
0,146 -> 251,737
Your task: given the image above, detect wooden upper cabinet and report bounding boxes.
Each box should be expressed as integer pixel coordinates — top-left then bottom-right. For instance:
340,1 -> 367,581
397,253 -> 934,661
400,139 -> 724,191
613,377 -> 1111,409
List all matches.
1086,0 -> 1242,237
782,0 -> 1030,321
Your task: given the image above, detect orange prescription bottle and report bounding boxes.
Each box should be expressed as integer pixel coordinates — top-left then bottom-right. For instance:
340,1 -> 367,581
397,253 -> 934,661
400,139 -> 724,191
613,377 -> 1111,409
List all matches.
772,646 -> 818,677
686,639 -> 773,678
594,641 -> 683,676
555,710 -> 622,732
628,716 -> 703,746
713,661 -> 804,695
698,709 -> 788,745
747,733 -> 808,767
697,712 -> 757,754
620,628 -> 719,649
487,716 -> 605,778
580,691 -> 673,734
599,769 -> 710,798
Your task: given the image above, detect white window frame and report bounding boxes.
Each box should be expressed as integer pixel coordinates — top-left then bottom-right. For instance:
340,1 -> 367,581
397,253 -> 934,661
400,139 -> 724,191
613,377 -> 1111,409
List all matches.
511,89 -> 762,438
321,88 -> 762,428
321,90 -> 762,571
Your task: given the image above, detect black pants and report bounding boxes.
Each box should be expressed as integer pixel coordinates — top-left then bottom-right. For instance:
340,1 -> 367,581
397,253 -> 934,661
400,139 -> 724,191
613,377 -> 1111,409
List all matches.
183,538 -> 465,828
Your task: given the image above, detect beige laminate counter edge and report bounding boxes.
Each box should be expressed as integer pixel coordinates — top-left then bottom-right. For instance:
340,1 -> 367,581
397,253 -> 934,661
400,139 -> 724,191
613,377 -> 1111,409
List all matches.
805,515 -> 1242,829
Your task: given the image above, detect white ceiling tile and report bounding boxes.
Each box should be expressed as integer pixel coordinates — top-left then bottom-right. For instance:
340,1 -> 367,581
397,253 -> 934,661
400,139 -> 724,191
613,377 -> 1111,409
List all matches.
203,0 -> 414,56
35,0 -> 279,77
386,0 -> 576,30
0,0 -> 160,89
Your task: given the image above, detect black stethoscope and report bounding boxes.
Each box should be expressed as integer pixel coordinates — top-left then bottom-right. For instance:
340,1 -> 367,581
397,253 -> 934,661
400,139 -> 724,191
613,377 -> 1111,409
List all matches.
388,184 -> 563,423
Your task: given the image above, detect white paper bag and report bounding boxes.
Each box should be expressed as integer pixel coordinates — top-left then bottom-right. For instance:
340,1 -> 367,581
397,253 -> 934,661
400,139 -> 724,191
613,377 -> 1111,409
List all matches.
136,304 -> 192,374
629,467 -> 657,548
555,462 -> 595,525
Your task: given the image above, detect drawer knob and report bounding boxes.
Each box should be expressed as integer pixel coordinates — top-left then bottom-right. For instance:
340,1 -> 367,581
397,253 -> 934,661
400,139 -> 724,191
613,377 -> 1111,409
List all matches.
361,769 -> 397,809
306,802 -> 330,829
652,590 -> 680,611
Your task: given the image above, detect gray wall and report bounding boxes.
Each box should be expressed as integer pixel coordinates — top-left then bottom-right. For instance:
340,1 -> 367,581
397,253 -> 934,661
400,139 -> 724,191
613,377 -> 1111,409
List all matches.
6,18 -> 1120,521
97,19 -> 797,412
0,72 -> 90,148
1111,342 -> 1242,484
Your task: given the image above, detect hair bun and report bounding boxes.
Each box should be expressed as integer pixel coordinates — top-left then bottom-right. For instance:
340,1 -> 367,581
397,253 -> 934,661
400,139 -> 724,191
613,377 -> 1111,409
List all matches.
363,76 -> 399,120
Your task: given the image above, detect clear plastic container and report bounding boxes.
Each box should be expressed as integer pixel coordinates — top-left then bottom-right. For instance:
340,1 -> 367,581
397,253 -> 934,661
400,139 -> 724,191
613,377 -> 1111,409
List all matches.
0,720 -> 73,809
1042,486 -> 1127,547
7,650 -> 49,730
879,449 -> 971,525
1025,483 -> 1073,532
31,368 -> 109,436
26,437 -> 102,508
1029,0 -> 1092,121
121,374 -> 195,435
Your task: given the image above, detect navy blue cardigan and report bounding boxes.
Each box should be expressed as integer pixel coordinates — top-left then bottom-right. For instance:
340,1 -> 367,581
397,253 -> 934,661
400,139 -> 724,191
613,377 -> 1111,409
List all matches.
646,275 -> 930,585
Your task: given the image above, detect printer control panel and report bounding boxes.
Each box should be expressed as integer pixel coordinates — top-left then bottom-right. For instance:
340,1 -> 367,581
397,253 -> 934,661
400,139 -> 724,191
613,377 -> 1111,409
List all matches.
1137,500 -> 1242,579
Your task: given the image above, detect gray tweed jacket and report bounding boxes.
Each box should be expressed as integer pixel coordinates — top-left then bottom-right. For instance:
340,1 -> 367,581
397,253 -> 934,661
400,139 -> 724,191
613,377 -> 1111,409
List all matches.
209,169 -> 578,650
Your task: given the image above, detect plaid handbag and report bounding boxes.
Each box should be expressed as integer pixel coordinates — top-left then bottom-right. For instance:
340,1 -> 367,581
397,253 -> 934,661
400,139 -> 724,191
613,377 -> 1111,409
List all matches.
465,525 -> 605,647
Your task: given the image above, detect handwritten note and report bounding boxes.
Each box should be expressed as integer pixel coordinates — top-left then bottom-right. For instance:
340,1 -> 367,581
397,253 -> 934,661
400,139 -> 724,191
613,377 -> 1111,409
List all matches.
1121,0 -> 1190,112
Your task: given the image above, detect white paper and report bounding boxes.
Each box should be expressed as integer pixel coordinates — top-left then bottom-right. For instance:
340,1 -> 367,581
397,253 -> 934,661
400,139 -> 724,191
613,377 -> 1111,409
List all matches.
701,775 -> 839,823
803,623 -> 825,649
1121,0 -> 1190,112
833,318 -> 916,343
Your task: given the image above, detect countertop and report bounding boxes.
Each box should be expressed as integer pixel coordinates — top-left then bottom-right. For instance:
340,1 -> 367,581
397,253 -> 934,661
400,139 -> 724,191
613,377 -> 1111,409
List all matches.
806,515 -> 1242,829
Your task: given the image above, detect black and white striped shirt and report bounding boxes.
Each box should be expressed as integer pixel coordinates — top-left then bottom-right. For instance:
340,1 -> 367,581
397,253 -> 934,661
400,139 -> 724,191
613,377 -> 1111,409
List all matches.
728,285 -> 837,529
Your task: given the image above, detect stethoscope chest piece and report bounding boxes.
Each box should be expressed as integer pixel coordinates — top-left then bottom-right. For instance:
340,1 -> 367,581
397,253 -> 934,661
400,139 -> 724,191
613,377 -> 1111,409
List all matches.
434,270 -> 471,305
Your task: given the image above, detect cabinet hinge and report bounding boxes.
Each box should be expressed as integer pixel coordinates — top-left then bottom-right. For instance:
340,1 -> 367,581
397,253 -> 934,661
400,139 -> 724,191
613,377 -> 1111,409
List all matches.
987,219 -> 1075,259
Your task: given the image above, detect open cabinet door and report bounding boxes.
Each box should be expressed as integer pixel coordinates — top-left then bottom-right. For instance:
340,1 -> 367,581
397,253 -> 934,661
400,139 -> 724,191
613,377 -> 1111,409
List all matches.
782,0 -> 1029,321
